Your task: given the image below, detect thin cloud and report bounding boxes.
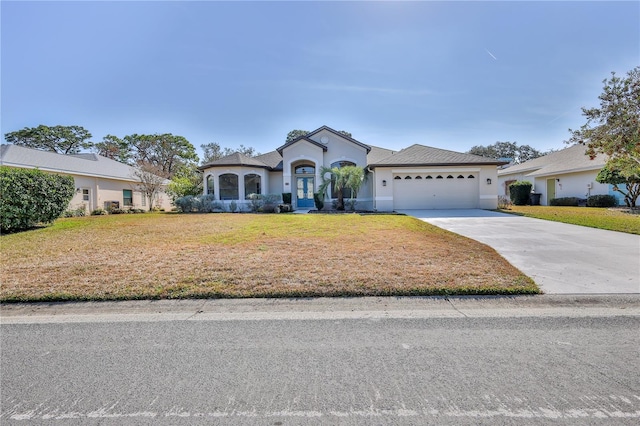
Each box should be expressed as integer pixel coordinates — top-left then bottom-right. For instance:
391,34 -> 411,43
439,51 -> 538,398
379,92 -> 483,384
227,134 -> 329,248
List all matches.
485,49 -> 498,60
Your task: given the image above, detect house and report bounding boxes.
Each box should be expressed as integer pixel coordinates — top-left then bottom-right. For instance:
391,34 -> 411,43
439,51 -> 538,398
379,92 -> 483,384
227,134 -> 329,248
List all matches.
497,144 -> 614,205
0,144 -> 173,212
199,125 -> 506,211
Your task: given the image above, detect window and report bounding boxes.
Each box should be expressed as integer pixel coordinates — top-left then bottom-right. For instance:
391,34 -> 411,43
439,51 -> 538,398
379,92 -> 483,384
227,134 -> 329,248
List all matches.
295,165 -> 315,174
404,176 -> 412,180
447,175 -> 454,179
141,192 -> 146,207
206,175 -> 214,195
123,189 -> 133,207
394,176 -> 402,180
219,174 -> 239,200
82,189 -> 89,201
436,175 -> 443,179
330,161 -> 356,199
468,175 -> 475,179
415,176 -> 422,180
426,175 -> 433,179
457,175 -> 465,179
244,174 -> 261,199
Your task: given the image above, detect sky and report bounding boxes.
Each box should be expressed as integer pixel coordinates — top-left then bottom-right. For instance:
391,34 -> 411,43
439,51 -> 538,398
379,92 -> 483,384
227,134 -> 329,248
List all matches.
1,1 -> 638,161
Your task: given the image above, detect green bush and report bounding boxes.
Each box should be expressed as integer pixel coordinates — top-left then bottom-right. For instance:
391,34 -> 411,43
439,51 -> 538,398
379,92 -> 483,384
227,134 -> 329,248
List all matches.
91,208 -> 108,216
0,166 -> 75,232
550,197 -> 580,206
508,181 -> 533,205
313,193 -> 324,210
586,194 -> 618,207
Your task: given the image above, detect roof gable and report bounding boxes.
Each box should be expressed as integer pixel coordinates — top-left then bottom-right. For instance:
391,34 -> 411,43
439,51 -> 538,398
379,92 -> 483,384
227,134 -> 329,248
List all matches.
276,136 -> 328,155
307,125 -> 371,153
369,144 -> 507,168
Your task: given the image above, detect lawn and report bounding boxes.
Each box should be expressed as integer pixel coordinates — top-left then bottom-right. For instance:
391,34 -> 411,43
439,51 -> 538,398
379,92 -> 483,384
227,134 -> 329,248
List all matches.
500,206 -> 640,235
0,213 -> 538,302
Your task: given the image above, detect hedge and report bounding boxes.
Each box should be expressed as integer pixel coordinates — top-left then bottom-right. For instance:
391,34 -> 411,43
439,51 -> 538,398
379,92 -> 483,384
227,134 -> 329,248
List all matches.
550,197 -> 580,206
0,166 -> 75,232
586,194 -> 618,208
509,181 -> 533,205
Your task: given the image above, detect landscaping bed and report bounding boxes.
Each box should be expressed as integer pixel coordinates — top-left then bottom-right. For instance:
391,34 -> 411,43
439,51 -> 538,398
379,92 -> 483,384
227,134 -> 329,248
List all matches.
0,213 -> 538,302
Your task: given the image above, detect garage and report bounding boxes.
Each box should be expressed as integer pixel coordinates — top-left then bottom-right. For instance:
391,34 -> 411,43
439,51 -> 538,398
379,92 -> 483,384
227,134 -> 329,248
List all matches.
392,173 -> 479,209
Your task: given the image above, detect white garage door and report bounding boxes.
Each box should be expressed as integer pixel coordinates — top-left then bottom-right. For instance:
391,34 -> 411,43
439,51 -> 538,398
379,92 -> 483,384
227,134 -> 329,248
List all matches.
393,173 -> 479,209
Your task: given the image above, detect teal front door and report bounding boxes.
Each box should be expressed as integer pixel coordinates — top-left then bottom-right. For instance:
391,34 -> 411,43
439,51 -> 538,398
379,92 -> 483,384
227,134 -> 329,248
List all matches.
296,177 -> 315,208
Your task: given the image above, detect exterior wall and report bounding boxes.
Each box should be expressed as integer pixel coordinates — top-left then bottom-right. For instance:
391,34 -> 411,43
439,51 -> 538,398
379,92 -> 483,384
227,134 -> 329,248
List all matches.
372,166 -> 498,211
499,170 -> 612,206
200,166 -> 271,211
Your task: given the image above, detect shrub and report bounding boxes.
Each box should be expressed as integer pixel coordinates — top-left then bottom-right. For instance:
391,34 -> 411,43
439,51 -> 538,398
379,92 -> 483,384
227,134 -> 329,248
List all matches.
586,194 -> 618,207
91,208 -> 108,216
63,205 -> 87,218
314,193 -> 324,210
508,181 -> 532,205
282,192 -> 292,204
0,166 -> 75,232
174,195 -> 201,213
550,197 -> 580,206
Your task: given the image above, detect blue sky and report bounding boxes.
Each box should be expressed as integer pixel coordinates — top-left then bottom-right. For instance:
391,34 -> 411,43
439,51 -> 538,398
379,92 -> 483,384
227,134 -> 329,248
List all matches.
2,1 -> 638,160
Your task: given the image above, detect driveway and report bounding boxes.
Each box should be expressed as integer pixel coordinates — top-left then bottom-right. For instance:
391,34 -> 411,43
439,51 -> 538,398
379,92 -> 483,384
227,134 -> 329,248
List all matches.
398,209 -> 640,294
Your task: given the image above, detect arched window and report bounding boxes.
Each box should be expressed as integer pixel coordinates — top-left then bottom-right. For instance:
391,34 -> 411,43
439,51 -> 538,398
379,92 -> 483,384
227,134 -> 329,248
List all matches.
457,175 -> 465,179
219,174 -> 238,200
295,165 -> 315,174
330,161 -> 356,199
206,175 -> 214,195
426,175 -> 433,179
244,174 -> 261,199
446,175 -> 454,179
436,175 -> 443,179
415,176 -> 423,180
394,176 -> 401,180
468,175 -> 475,179
404,176 -> 412,180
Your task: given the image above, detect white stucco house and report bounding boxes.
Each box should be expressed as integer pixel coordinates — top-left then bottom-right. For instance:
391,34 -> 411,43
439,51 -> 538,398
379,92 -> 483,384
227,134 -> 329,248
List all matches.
497,144 -> 617,205
199,126 -> 506,211
0,144 -> 173,212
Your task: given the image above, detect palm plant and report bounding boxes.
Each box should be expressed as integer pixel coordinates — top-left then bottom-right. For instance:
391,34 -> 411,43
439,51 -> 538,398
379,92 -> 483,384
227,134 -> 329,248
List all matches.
318,165 -> 365,210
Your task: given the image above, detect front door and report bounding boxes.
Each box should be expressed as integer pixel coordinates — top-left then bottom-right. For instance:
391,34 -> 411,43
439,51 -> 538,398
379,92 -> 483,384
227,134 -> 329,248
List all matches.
296,177 -> 315,208
546,179 -> 556,205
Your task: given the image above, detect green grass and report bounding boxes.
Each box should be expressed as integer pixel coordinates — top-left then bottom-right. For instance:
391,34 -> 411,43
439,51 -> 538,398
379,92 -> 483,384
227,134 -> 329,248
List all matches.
0,213 -> 539,302
499,206 -> 640,234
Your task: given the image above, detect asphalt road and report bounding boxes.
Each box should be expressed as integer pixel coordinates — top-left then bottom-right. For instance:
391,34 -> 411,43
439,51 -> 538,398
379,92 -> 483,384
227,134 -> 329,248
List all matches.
1,297 -> 639,425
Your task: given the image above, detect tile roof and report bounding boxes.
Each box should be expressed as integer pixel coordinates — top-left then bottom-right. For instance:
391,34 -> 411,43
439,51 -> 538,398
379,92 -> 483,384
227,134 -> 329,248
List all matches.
369,144 -> 507,168
0,144 -> 165,182
498,144 -> 607,177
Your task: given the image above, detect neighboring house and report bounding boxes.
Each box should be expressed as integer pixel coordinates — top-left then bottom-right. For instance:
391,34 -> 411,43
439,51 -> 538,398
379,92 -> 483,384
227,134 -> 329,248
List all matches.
0,144 -> 172,212
497,144 -> 612,205
199,125 -> 505,211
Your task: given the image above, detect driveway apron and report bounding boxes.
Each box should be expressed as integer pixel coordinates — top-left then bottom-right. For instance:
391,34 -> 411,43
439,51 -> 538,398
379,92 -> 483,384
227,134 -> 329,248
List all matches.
398,209 -> 640,294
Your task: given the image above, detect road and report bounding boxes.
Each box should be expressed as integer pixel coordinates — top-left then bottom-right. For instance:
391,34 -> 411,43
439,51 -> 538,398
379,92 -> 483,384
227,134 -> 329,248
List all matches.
1,297 -> 640,425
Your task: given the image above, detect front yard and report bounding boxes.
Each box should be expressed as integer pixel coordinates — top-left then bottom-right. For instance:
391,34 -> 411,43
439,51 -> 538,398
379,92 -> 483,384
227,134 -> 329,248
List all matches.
0,213 -> 538,302
500,206 -> 640,235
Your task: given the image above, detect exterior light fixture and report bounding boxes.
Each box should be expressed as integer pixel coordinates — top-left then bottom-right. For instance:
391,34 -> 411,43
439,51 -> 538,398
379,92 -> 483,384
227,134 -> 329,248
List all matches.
382,180 -> 387,187
486,178 -> 492,185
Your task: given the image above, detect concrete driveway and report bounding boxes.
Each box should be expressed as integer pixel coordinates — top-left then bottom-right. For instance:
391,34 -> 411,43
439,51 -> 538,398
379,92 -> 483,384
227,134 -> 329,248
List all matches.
398,209 -> 640,294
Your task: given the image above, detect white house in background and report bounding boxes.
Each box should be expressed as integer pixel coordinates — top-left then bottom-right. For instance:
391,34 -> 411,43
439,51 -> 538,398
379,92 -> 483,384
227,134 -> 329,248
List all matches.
497,144 -> 616,205
0,144 -> 173,212
199,125 -> 505,211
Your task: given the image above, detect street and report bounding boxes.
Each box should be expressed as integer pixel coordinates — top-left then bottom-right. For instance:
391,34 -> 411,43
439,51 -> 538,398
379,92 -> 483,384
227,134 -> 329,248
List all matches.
1,297 -> 639,425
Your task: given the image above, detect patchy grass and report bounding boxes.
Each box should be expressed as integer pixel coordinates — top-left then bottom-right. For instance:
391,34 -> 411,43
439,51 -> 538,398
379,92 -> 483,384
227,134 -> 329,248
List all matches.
499,206 -> 640,235
0,213 -> 538,302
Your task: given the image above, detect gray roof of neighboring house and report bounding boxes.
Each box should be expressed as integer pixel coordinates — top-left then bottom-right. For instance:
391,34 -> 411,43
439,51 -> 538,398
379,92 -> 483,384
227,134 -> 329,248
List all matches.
0,144 -> 166,182
498,144 -> 607,177
369,144 -> 507,168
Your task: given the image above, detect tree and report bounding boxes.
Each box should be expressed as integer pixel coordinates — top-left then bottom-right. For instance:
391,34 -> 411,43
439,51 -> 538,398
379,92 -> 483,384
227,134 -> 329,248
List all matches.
318,165 -> 365,211
596,157 -> 640,207
131,165 -> 167,211
94,134 -> 130,163
123,133 -> 198,178
167,164 -> 203,201
568,67 -> 640,165
4,125 -> 93,154
467,141 -> 544,164
200,142 -> 260,164
285,130 -> 308,143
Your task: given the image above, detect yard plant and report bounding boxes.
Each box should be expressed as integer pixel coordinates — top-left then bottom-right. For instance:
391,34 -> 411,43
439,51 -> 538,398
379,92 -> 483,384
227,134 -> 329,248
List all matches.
0,213 -> 538,302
